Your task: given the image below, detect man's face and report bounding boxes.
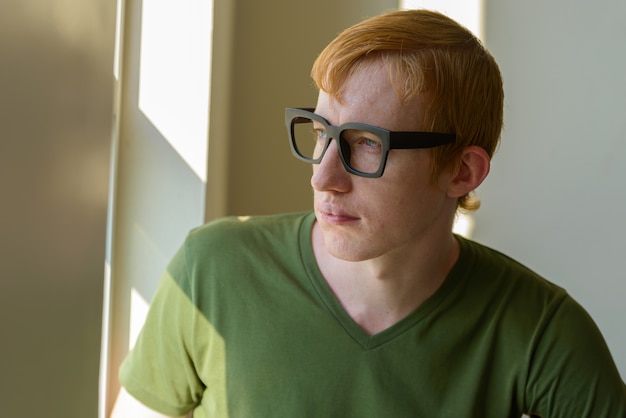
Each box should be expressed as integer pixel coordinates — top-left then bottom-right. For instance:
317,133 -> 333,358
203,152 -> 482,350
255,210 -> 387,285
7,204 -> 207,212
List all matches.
312,60 -> 455,262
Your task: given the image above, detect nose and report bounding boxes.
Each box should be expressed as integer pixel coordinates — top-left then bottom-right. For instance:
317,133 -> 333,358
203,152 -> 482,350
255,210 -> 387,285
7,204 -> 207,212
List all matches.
311,139 -> 351,193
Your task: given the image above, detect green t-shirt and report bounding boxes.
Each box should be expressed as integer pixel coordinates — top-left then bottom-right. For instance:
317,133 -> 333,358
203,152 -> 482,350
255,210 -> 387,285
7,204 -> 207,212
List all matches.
120,212 -> 625,417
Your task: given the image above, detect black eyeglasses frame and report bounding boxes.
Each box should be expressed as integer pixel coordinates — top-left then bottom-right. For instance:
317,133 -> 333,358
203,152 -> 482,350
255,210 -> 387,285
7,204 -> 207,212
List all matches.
285,107 -> 456,178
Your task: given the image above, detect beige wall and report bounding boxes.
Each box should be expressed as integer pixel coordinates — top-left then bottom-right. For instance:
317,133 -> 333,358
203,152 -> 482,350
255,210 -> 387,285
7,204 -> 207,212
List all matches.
0,0 -> 116,417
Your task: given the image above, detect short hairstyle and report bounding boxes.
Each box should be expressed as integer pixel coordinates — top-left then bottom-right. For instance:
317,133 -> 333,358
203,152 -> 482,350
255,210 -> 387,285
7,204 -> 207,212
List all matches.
311,9 -> 504,211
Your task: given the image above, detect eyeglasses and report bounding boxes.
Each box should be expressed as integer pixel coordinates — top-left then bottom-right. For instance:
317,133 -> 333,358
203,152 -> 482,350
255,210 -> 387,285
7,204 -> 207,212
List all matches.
285,108 -> 456,178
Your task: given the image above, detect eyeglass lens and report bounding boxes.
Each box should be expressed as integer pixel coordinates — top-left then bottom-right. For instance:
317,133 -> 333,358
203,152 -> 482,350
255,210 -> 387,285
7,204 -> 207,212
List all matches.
292,117 -> 384,174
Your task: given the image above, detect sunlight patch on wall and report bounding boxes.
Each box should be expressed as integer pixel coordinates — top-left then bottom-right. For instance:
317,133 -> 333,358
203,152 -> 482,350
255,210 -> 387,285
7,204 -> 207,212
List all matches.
99,260 -> 113,418
453,212 -> 475,238
138,0 -> 213,183
113,0 -> 123,80
129,288 -> 150,350
400,0 -> 484,39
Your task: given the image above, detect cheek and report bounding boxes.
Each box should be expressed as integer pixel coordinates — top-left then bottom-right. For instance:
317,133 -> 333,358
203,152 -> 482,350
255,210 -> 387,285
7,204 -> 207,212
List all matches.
364,168 -> 445,224
357,178 -> 424,222
377,160 -> 434,204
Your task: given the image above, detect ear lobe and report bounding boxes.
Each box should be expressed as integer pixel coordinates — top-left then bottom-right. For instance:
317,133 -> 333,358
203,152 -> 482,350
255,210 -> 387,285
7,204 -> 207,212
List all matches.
447,146 -> 491,198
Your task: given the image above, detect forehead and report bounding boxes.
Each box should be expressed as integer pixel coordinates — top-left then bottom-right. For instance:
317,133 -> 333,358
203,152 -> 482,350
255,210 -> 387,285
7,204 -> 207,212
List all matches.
315,60 -> 426,131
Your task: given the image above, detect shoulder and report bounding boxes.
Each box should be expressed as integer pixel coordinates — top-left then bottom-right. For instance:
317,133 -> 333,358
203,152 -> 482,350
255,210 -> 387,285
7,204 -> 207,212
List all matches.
186,211 -> 313,248
455,235 -> 566,299
454,237 -> 626,414
451,235 -> 572,344
170,212 -> 314,276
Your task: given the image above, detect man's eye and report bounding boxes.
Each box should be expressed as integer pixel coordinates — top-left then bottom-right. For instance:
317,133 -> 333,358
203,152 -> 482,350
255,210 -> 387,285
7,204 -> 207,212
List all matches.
361,137 -> 380,147
314,129 -> 327,140
343,130 -> 382,148
353,136 -> 381,148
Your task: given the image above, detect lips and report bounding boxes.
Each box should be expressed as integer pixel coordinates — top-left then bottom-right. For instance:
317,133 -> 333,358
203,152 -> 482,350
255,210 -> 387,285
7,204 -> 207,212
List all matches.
315,203 -> 360,224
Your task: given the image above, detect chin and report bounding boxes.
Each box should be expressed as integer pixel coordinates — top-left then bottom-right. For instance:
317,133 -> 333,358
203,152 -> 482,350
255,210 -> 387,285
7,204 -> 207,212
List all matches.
317,219 -> 385,261
323,235 -> 380,262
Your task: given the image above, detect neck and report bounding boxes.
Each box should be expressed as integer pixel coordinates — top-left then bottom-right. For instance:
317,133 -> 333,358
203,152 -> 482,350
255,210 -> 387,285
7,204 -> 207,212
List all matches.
312,221 -> 459,335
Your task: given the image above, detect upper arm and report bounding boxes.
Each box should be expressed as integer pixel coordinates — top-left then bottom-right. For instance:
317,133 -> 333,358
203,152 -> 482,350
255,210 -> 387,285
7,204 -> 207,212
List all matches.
109,387 -> 189,418
525,296 -> 626,417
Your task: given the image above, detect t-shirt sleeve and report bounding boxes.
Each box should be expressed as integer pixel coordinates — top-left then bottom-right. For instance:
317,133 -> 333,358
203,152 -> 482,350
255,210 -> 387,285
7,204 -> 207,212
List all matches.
119,241 -> 204,416
524,295 -> 626,417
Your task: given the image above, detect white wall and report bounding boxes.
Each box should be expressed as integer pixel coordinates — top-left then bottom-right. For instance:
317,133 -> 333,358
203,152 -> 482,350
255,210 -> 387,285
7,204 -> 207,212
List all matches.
474,0 -> 626,378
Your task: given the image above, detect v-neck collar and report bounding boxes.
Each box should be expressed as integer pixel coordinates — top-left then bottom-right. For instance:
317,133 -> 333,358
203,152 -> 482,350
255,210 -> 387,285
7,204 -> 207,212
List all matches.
298,212 -> 465,350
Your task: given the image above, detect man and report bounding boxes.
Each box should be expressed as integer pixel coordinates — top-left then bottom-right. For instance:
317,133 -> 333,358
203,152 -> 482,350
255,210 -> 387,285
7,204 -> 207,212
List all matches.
111,9 -> 626,417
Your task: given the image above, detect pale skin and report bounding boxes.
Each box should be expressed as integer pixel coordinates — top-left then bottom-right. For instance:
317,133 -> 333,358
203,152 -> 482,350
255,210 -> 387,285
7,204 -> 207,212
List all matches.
311,59 -> 490,335
109,58 -> 490,416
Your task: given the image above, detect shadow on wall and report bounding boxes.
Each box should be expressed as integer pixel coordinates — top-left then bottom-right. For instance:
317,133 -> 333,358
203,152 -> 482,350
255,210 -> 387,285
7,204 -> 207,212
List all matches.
0,1 -> 115,417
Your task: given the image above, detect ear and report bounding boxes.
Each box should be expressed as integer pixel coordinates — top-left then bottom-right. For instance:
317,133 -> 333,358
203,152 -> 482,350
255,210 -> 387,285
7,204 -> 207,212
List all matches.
446,146 -> 491,199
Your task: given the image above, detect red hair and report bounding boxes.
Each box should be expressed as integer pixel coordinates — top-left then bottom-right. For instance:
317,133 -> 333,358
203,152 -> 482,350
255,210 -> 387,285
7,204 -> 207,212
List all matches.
311,9 -> 504,211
